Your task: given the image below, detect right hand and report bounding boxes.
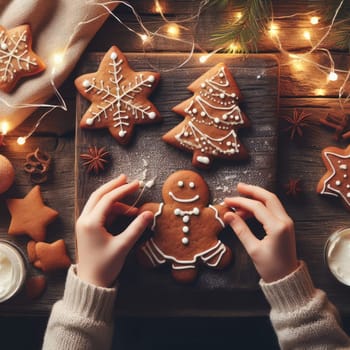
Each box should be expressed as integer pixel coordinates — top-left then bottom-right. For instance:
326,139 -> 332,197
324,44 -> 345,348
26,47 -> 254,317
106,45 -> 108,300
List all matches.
224,183 -> 299,283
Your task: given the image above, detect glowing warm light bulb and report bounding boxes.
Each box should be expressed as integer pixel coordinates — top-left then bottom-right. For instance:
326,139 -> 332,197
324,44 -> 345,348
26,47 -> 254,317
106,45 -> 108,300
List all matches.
17,137 -> 26,145
235,12 -> 242,20
268,22 -> 279,37
199,54 -> 209,64
310,16 -> 320,25
52,52 -> 64,66
314,88 -> 326,96
303,31 -> 311,40
328,70 -> 338,81
166,23 -> 180,37
1,122 -> 9,135
229,42 -> 239,52
140,34 -> 150,43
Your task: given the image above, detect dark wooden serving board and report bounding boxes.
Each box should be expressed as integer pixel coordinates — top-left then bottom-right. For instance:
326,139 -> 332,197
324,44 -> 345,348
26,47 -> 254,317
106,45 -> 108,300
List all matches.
75,53 -> 279,316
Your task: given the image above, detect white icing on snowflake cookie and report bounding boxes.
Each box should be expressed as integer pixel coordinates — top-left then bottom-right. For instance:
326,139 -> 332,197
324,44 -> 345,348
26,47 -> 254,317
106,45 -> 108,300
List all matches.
0,24 -> 45,93
75,45 -> 161,145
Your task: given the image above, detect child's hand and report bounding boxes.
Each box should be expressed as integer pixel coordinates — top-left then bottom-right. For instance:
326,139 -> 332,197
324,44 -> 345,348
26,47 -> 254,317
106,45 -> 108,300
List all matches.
224,183 -> 298,283
76,175 -> 153,287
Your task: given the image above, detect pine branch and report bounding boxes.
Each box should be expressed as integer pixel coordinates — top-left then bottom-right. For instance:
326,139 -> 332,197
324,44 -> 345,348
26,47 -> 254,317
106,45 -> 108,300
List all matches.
322,0 -> 350,52
210,0 -> 272,53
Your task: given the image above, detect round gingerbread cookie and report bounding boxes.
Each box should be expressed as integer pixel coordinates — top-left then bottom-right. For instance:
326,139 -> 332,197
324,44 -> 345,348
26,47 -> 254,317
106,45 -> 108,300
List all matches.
138,170 -> 232,283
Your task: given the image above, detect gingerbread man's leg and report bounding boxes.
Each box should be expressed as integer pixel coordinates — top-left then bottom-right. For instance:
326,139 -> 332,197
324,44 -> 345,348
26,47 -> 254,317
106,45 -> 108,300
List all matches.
201,242 -> 232,269
171,263 -> 198,283
137,239 -> 166,269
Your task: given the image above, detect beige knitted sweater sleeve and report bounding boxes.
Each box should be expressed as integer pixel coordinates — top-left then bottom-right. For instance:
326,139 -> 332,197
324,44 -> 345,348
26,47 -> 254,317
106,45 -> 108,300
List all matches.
260,261 -> 350,350
42,265 -> 117,350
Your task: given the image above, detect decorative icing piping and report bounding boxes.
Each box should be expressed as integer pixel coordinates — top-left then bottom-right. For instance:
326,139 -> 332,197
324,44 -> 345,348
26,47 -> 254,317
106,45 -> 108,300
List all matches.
83,51 -> 157,137
151,202 -> 164,230
145,238 -> 225,266
200,242 -> 226,267
169,191 -> 200,203
209,205 -> 226,228
320,151 -> 350,206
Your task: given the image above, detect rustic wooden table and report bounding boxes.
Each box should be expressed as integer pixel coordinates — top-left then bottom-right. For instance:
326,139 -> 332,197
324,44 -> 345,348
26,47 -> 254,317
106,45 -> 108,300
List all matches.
0,0 -> 349,317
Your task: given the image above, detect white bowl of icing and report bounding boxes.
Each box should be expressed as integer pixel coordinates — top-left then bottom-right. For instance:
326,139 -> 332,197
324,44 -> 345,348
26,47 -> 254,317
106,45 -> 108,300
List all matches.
0,241 -> 27,303
325,228 -> 350,286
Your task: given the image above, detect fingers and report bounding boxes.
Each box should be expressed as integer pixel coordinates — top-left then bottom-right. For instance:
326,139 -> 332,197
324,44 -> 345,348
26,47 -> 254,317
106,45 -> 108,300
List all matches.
224,196 -> 278,228
110,202 -> 139,217
81,175 -> 127,216
93,180 -> 140,222
114,211 -> 154,253
236,183 -> 288,219
224,212 -> 259,255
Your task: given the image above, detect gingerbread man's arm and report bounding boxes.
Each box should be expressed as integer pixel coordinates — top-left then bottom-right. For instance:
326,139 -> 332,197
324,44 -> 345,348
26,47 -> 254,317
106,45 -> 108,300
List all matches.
139,202 -> 161,215
212,203 -> 232,225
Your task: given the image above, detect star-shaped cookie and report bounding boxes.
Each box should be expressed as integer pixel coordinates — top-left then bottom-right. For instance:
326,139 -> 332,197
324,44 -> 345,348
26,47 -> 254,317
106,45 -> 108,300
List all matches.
27,239 -> 71,272
0,24 -> 46,93
6,185 -> 59,241
317,145 -> 350,211
75,45 -> 161,145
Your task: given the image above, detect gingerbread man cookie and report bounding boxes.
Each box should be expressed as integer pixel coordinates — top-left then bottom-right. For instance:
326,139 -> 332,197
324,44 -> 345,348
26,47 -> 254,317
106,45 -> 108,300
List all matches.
0,24 -> 45,93
163,63 -> 250,169
137,170 -> 232,283
75,45 -> 161,145
317,145 -> 350,211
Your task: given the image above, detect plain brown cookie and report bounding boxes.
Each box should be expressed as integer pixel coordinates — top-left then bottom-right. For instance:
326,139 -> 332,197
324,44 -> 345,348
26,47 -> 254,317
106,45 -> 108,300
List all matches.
25,275 -> 47,300
317,145 -> 350,211
75,45 -> 161,145
6,186 -> 59,242
137,170 -> 232,283
27,239 -> 71,272
163,63 -> 250,169
0,24 -> 46,93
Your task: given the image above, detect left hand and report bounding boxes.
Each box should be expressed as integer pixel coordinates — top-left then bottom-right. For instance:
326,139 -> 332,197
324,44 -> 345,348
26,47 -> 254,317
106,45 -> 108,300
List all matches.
76,175 -> 153,287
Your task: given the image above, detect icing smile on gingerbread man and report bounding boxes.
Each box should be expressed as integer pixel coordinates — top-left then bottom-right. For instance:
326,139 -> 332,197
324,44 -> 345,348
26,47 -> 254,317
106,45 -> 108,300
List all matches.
169,181 -> 200,203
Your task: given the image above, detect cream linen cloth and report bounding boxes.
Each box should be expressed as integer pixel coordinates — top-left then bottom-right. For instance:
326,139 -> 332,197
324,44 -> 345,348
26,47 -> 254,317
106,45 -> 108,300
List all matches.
0,0 -> 118,132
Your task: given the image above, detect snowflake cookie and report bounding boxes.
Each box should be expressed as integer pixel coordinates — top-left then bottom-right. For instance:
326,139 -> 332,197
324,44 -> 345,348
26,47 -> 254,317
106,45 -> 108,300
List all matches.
137,170 -> 232,283
163,63 -> 250,169
75,46 -> 161,145
317,145 -> 350,211
0,24 -> 45,93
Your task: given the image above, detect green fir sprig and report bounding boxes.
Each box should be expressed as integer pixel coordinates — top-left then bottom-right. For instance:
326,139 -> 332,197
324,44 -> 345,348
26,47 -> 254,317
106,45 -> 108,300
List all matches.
209,0 -> 272,53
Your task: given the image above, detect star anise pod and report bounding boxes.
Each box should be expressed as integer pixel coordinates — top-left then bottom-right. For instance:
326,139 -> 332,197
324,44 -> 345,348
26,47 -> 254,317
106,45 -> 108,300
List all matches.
281,109 -> 313,140
319,113 -> 350,140
80,146 -> 110,174
284,178 -> 302,197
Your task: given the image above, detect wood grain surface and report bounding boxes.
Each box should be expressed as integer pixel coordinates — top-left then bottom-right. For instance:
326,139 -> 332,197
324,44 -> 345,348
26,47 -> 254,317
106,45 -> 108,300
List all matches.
75,53 -> 279,316
1,0 -> 350,316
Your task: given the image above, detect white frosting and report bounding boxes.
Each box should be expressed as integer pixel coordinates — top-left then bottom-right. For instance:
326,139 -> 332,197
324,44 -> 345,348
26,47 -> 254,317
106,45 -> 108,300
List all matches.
327,229 -> 350,285
169,191 -> 200,203
81,49 -> 157,139
320,151 -> 350,207
143,238 -> 226,267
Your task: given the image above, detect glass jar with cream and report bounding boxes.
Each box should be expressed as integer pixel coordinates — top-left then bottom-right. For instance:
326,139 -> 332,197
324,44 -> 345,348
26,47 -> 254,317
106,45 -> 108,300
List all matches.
325,228 -> 350,286
0,240 -> 27,303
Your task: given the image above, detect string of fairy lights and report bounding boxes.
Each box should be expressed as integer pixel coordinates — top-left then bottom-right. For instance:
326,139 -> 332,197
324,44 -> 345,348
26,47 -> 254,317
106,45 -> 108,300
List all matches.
0,0 -> 349,145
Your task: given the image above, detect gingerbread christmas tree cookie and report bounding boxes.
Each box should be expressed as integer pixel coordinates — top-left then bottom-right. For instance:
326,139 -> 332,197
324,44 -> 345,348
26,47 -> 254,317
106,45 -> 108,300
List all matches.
317,145 -> 350,211
163,63 -> 250,168
6,185 -> 58,241
0,24 -> 45,93
137,170 -> 232,283
75,45 -> 161,145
